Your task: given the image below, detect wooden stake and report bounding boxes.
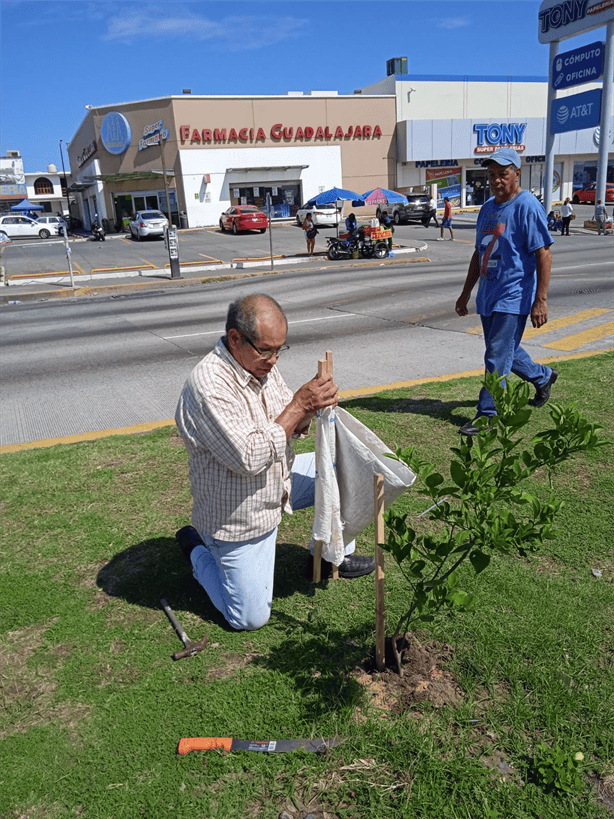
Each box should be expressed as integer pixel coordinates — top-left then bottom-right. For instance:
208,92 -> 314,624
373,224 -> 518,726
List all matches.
374,473 -> 386,672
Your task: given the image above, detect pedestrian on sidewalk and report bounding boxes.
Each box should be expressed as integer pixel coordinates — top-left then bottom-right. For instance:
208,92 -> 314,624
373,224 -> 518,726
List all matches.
302,212 -> 317,256
561,197 -> 574,235
595,199 -> 608,235
454,147 -> 557,436
437,197 -> 454,241
379,209 -> 394,249
426,196 -> 439,228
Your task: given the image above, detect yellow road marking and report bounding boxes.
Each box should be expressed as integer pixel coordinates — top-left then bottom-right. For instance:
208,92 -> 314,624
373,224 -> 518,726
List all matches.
544,321 -> 614,351
523,308 -> 611,338
90,264 -> 155,273
468,308 -> 611,338
1,348 -> 610,454
0,420 -> 175,454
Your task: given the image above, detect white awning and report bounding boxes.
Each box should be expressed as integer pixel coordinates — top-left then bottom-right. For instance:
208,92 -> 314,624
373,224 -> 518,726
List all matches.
226,165 -> 308,184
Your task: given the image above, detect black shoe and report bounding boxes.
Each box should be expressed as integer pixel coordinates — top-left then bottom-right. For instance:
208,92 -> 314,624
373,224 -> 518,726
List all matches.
530,369 -> 558,408
176,525 -> 204,562
459,414 -> 495,435
459,420 -> 480,436
306,553 -> 376,579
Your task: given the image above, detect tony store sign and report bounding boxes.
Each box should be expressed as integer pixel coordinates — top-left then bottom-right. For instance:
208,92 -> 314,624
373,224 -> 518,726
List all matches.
180,123 -> 383,143
473,122 -> 527,154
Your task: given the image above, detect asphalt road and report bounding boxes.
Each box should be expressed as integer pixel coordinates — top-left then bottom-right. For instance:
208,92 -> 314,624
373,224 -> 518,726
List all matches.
1,216 -> 612,448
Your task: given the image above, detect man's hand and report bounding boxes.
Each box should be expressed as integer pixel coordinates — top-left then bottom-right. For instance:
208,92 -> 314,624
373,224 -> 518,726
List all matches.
531,297 -> 548,328
456,249 -> 480,317
275,373 -> 338,439
455,295 -> 470,317
293,372 -> 338,413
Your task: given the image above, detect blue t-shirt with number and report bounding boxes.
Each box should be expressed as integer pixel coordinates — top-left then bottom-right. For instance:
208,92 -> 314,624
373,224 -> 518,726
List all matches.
475,190 -> 553,317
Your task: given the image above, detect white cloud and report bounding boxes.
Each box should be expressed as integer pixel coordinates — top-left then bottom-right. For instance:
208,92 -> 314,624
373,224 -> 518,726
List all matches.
438,17 -> 470,29
102,9 -> 309,50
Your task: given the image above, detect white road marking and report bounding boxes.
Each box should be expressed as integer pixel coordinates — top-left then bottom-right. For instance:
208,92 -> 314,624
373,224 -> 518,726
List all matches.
163,312 -> 361,339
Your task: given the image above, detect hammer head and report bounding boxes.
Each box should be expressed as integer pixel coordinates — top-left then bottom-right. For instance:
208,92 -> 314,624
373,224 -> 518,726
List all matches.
172,635 -> 209,661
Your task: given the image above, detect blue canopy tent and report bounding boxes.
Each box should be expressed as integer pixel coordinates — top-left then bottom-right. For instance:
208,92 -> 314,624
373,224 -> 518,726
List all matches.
307,186 -> 364,206
304,187 -> 364,236
10,198 -> 45,220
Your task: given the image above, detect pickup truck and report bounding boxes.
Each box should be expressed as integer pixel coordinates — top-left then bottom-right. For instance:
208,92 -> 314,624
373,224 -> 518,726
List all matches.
377,193 -> 431,226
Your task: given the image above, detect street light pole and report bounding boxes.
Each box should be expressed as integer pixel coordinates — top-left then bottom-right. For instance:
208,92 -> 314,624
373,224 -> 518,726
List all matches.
59,139 -> 71,223
158,133 -> 173,227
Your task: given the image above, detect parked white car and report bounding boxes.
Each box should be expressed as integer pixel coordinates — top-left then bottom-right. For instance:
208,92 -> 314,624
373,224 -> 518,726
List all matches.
36,215 -> 69,235
0,215 -> 54,239
295,201 -> 342,228
129,210 -> 169,240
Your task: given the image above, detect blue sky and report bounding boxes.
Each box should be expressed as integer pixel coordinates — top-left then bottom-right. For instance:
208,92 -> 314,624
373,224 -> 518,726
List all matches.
0,1 -> 607,172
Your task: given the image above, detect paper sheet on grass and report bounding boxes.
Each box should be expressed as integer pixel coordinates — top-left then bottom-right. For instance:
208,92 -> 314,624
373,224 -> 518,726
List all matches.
311,406 -> 416,566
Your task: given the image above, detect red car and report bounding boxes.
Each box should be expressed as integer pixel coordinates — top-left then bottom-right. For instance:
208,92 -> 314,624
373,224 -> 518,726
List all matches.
572,182 -> 614,204
219,206 -> 268,234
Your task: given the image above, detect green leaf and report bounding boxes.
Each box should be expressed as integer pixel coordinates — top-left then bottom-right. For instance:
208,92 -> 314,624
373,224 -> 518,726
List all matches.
424,472 -> 444,489
469,550 -> 491,574
450,460 -> 467,488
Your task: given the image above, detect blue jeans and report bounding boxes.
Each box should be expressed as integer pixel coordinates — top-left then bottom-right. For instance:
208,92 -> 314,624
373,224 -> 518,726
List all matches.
477,312 -> 553,418
190,452 -> 355,631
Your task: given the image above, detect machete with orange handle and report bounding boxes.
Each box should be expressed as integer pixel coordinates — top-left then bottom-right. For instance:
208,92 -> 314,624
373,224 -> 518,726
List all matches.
177,737 -> 343,754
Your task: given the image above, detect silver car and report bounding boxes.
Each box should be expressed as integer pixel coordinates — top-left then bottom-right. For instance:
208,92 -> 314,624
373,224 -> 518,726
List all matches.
0,214 -> 54,239
36,215 -> 69,235
129,210 -> 169,240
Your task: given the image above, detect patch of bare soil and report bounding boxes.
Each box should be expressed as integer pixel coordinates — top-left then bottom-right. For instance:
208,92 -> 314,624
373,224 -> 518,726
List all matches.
352,633 -> 463,720
204,648 -> 262,682
589,769 -> 614,816
1,621 -> 91,738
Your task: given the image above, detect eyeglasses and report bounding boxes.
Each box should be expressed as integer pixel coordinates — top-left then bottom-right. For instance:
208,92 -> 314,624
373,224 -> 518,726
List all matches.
243,335 -> 290,360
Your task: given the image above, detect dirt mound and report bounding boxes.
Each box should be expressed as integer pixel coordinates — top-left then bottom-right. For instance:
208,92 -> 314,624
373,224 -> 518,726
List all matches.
353,632 -> 464,717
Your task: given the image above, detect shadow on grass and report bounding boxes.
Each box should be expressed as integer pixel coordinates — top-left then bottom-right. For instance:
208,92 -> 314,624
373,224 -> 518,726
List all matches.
342,393 -> 476,426
96,538 -> 321,629
252,610 -> 370,718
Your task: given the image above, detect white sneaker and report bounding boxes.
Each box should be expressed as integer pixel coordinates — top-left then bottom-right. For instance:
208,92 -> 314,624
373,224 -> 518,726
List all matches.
449,238 -> 455,241
436,237 -> 444,241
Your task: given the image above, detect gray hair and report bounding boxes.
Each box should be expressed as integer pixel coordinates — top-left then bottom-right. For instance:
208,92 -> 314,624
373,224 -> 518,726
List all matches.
225,294 -> 287,341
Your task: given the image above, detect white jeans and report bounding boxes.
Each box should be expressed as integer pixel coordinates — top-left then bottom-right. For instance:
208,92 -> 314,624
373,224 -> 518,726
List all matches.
190,452 -> 355,630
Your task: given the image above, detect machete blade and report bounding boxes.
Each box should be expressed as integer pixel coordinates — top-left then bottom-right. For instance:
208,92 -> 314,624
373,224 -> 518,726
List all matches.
232,738 -> 342,753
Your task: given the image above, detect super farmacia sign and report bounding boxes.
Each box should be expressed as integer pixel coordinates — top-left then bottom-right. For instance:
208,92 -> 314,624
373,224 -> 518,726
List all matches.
180,123 -> 383,144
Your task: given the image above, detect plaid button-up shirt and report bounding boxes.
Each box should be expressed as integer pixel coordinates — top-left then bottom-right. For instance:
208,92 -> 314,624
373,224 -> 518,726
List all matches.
175,339 -> 305,541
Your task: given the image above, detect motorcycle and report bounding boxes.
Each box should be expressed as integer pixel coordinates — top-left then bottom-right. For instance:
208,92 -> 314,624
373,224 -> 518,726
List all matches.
326,228 -> 389,261
326,233 -> 361,261
91,220 -> 105,242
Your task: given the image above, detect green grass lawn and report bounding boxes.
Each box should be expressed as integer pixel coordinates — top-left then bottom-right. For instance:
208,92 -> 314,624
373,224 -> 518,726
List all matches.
1,353 -> 612,819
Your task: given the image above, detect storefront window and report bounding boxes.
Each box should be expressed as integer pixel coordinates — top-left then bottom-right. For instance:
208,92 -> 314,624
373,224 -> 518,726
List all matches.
230,184 -> 301,218
573,160 -> 614,191
465,170 -> 490,206
113,194 -> 133,231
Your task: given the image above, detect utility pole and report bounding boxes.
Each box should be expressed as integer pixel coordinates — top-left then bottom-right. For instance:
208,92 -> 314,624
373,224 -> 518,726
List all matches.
59,140 -> 71,224
158,132 -> 174,227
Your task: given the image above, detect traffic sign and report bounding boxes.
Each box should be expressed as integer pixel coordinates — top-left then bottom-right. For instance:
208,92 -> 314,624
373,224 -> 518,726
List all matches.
551,88 -> 602,134
552,41 -> 604,90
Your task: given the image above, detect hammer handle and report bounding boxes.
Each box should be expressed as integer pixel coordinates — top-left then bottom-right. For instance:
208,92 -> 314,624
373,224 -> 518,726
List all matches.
160,598 -> 189,646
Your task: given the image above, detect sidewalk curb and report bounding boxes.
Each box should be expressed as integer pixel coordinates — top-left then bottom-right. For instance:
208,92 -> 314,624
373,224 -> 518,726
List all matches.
0,246 -> 430,304
1,348 -> 610,454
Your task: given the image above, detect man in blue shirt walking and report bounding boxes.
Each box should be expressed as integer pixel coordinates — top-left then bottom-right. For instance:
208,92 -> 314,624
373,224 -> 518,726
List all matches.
455,147 -> 557,435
